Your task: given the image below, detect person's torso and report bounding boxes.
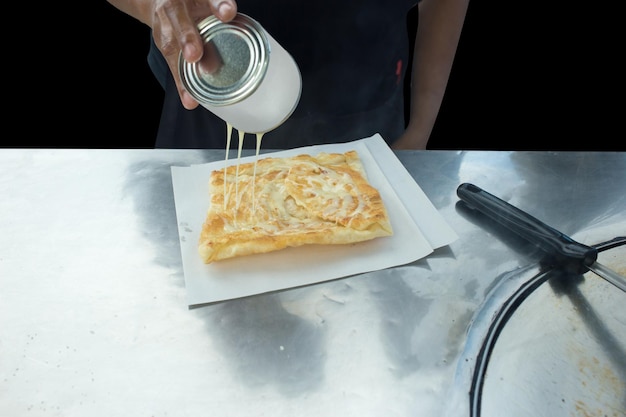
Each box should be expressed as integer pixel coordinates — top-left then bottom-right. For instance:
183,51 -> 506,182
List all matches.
239,1 -> 417,117
152,1 -> 420,148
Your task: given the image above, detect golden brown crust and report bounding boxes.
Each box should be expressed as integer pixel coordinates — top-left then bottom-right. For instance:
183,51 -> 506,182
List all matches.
198,151 -> 393,263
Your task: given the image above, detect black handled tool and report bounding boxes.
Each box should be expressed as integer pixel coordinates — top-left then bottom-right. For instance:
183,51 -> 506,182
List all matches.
457,183 -> 626,292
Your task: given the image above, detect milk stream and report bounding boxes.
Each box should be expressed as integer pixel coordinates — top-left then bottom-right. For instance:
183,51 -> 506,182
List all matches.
223,124 -> 233,209
224,123 -> 265,219
252,132 -> 263,213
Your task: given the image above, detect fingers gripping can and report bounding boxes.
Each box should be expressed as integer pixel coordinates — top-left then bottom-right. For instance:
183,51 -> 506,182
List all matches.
179,13 -> 302,134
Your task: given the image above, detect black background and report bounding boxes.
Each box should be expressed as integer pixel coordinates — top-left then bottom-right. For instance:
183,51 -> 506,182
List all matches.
7,2 -> 622,150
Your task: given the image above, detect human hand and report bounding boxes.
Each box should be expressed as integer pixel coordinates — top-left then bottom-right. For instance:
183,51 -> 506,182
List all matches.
150,0 -> 238,109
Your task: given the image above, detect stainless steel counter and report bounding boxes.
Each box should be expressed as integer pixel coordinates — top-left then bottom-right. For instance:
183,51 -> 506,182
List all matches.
1,149 -> 624,416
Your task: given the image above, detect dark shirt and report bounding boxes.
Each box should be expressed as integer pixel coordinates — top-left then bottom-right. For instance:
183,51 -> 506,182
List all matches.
149,1 -> 419,149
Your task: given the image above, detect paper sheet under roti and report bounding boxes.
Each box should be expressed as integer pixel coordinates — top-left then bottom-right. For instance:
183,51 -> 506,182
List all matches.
171,134 -> 458,306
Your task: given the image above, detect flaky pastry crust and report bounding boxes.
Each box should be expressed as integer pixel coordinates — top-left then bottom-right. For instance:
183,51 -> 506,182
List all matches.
198,151 -> 393,263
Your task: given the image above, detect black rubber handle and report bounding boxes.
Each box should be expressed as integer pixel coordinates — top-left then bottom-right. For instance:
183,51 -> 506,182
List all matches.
457,183 -> 598,275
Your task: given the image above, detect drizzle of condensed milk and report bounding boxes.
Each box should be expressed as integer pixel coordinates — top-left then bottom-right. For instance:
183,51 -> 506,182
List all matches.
223,123 -> 233,209
224,123 -> 265,216
234,128 -> 245,212
252,132 -> 263,212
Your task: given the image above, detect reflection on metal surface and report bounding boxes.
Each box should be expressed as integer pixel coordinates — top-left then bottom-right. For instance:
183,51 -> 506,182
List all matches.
587,260 -> 626,293
446,264 -> 549,416
449,236 -> 626,417
2,150 -> 625,417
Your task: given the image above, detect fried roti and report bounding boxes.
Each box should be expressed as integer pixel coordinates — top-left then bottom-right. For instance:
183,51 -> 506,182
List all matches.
198,151 -> 393,263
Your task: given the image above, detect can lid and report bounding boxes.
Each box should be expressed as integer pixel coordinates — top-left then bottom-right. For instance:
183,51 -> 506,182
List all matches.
179,14 -> 270,106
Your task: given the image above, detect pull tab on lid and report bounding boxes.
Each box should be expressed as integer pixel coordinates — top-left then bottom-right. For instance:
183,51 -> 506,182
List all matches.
179,14 -> 270,106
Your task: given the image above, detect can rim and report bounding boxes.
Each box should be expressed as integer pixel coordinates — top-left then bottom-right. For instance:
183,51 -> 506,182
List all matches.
178,13 -> 270,106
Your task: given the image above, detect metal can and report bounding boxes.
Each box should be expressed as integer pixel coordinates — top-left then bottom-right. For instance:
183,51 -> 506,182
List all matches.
179,13 -> 302,134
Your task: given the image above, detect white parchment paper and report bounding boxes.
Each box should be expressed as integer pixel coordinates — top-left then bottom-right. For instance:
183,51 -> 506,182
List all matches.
171,134 -> 458,306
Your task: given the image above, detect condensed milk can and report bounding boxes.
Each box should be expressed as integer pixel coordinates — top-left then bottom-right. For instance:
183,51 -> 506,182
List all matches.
179,13 -> 302,134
